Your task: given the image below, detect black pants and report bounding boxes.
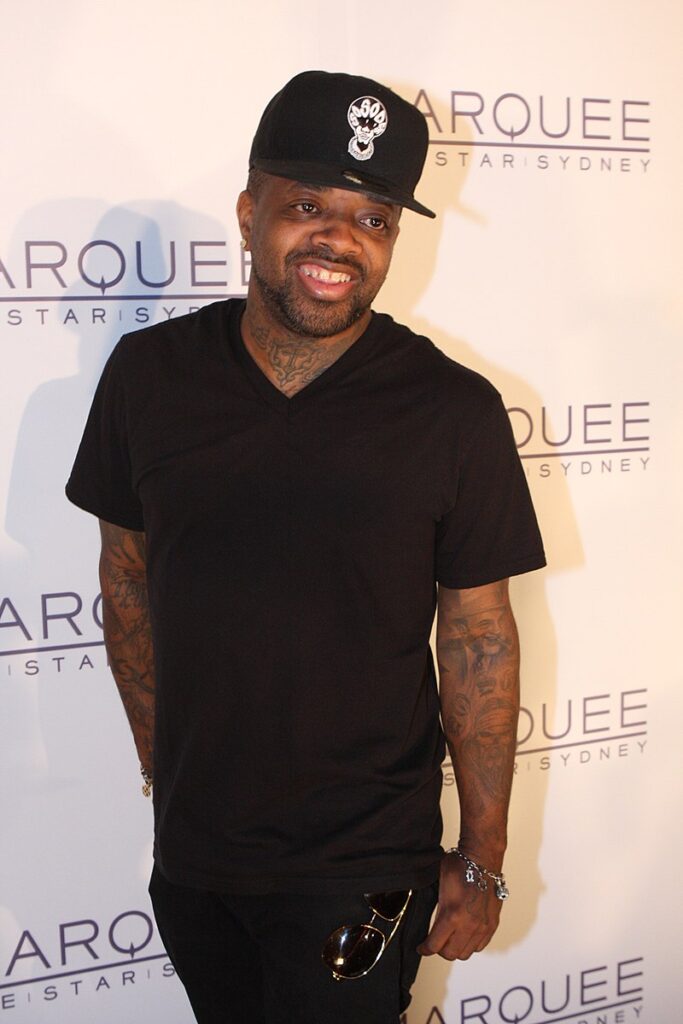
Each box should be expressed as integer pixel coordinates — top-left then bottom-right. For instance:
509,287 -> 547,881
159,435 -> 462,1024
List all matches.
149,866 -> 438,1024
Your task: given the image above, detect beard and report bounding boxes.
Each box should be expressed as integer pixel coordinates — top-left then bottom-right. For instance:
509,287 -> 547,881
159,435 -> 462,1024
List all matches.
249,249 -> 376,338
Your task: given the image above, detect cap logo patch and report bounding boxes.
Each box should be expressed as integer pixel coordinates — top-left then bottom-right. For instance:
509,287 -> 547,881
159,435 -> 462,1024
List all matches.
347,96 -> 388,162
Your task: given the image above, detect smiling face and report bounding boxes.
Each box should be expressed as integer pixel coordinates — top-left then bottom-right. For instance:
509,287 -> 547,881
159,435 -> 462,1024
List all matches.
237,174 -> 400,340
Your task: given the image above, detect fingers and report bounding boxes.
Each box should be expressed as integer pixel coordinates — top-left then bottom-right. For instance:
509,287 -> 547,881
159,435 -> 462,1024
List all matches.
441,936 -> 479,961
416,907 -> 454,956
417,855 -> 504,961
416,903 -> 497,961
435,927 -> 490,961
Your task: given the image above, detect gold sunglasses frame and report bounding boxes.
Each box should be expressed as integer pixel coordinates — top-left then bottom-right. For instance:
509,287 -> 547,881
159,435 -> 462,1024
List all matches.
322,889 -> 413,981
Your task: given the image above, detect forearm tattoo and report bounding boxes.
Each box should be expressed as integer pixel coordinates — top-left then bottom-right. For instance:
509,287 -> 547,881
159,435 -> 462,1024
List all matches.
98,523 -> 155,769
437,581 -> 520,849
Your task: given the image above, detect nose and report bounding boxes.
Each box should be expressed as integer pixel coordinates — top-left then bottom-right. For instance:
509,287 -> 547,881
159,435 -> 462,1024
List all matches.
309,211 -> 363,257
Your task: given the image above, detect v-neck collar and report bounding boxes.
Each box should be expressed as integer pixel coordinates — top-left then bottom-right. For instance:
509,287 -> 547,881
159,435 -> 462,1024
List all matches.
227,299 -> 381,415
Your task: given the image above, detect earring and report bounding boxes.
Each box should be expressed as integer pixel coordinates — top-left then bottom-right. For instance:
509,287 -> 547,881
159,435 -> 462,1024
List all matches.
240,238 -> 247,250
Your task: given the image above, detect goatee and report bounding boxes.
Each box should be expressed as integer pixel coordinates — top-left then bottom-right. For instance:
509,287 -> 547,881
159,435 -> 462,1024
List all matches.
250,250 -> 370,338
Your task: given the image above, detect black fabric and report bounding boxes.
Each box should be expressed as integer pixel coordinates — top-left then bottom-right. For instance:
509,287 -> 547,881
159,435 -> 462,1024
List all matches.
249,70 -> 436,218
148,865 -> 439,1024
66,298 -> 545,894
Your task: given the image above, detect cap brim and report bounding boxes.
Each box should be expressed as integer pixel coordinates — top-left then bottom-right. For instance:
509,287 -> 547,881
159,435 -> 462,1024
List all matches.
251,158 -> 436,219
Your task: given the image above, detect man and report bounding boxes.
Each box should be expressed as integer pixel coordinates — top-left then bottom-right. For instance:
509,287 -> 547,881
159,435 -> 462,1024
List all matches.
67,71 -> 545,1024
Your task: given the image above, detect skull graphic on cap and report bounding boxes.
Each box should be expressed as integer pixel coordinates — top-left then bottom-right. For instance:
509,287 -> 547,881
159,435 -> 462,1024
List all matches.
347,96 -> 388,161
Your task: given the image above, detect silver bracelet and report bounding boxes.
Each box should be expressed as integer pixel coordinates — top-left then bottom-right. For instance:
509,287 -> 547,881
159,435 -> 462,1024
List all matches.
140,764 -> 153,798
446,846 -> 510,901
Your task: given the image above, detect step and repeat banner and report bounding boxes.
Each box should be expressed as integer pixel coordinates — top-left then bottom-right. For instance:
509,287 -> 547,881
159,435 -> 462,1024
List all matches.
1,2 -> 681,1022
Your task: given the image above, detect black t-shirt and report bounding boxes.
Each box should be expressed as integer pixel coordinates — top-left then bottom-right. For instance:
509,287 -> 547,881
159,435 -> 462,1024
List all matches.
66,299 -> 545,893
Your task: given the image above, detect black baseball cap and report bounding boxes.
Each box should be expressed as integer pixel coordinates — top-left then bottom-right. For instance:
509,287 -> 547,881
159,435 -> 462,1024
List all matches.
249,71 -> 436,219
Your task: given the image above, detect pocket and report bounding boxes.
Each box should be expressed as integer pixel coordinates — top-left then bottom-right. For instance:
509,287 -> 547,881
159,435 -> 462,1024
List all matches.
398,880 -> 439,1010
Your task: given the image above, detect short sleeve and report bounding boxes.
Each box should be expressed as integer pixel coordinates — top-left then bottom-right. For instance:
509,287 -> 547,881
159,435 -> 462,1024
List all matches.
435,395 -> 546,588
65,341 -> 145,531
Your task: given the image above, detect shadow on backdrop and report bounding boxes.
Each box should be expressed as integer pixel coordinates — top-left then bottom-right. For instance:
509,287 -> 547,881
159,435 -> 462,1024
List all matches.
380,82 -> 582,1018
1,198 -> 230,996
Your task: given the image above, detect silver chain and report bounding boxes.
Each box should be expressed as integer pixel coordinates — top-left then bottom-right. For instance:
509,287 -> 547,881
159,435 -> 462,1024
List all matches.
140,764 -> 153,798
446,846 -> 510,901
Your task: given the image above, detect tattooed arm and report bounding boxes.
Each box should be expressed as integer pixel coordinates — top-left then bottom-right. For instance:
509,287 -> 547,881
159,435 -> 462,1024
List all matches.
418,578 -> 519,961
98,520 -> 155,776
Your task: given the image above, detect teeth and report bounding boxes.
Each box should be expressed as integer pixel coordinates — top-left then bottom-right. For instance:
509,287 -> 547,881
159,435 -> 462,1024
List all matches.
301,265 -> 351,284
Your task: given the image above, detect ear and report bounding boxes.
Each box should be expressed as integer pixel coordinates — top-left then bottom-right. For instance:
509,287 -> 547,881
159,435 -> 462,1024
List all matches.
236,190 -> 254,249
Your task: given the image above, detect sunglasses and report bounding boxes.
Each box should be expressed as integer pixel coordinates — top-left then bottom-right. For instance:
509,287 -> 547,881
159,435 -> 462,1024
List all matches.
321,890 -> 412,980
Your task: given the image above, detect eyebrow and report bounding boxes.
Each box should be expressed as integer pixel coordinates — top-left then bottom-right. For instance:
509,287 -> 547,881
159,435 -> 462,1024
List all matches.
288,180 -> 397,212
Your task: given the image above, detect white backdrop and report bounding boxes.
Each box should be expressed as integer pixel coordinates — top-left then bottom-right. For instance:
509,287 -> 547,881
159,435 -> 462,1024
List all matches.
1,2 -> 682,1021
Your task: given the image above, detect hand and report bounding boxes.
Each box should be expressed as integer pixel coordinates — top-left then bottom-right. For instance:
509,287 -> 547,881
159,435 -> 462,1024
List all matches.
416,851 -> 503,960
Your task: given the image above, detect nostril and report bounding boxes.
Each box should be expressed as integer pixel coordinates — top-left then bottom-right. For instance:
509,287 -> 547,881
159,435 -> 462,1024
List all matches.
310,224 -> 362,251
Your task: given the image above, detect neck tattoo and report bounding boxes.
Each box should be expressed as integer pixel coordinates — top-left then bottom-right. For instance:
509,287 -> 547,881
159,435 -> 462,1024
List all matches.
247,323 -> 357,398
